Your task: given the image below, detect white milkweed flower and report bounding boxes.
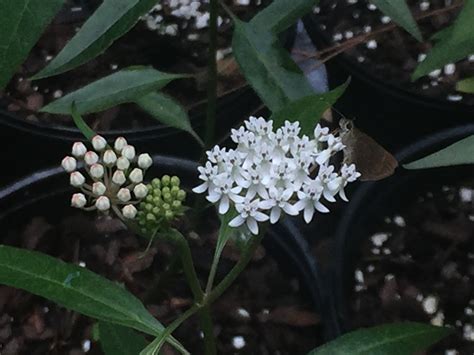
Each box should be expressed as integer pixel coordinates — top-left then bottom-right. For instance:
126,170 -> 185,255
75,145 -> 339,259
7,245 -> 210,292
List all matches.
62,156 -> 77,172
194,116 -> 360,234
62,137 -> 153,218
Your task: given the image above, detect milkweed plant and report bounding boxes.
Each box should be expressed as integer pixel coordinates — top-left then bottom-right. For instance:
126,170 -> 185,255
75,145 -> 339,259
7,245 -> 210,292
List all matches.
59,115 -> 360,354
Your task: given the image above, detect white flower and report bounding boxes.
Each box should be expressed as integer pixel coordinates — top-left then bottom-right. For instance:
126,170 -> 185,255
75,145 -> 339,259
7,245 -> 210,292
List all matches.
129,168 -> 143,183
122,145 -> 136,160
92,182 -> 106,196
112,170 -> 126,185
260,187 -> 299,224
116,157 -> 130,170
61,156 -> 77,172
295,179 -> 330,223
103,150 -> 117,166
71,193 -> 87,208
193,117 -> 360,231
95,196 -> 110,211
92,135 -> 107,151
70,172 -> 85,187
138,153 -> 153,169
122,204 -> 137,219
117,188 -> 132,202
229,198 -> 269,235
72,142 -> 87,158
84,151 -> 99,165
114,137 -> 127,152
133,183 -> 148,198
90,164 -> 105,179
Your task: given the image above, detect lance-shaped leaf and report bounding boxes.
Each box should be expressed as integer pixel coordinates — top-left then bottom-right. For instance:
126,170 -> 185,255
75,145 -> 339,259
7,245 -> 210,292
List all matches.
136,92 -> 204,146
370,0 -> 422,41
32,0 -> 158,79
308,323 -> 451,355
0,245 -> 185,349
271,79 -> 349,135
250,0 -> 320,34
99,321 -> 148,355
41,67 -> 185,114
413,0 -> 474,80
404,135 -> 474,169
0,0 -> 65,89
456,77 -> 474,94
232,18 -> 314,113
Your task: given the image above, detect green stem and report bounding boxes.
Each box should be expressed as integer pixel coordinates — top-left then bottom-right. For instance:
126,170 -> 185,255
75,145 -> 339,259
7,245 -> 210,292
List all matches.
204,0 -> 219,150
198,305 -> 218,355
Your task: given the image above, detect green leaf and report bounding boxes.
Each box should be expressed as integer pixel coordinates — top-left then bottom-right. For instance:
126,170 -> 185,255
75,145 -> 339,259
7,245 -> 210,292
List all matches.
404,135 -> 474,169
0,0 -> 65,88
136,92 -> 204,146
413,0 -> 474,80
271,79 -> 349,135
250,0 -> 320,34
370,0 -> 422,41
99,321 -> 148,355
308,323 -> 451,355
32,0 -> 158,79
456,76 -> 474,94
41,67 -> 185,114
0,245 -> 162,336
232,19 -> 314,112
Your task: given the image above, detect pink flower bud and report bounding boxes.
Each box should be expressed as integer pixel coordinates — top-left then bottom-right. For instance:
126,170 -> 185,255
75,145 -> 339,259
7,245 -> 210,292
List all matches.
112,170 -> 126,185
92,182 -> 106,196
117,188 -> 131,202
70,172 -> 85,187
103,150 -> 117,166
122,204 -> 137,219
72,142 -> 87,157
133,183 -> 148,199
116,157 -> 130,170
71,193 -> 87,208
121,145 -> 136,160
114,137 -> 128,152
138,153 -> 153,169
129,168 -> 143,183
92,135 -> 107,151
90,164 -> 104,179
84,151 -> 99,165
61,156 -> 77,172
95,196 -> 110,211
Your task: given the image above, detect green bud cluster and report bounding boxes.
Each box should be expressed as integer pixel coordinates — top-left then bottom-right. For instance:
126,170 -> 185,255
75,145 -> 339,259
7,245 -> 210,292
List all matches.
136,175 -> 186,236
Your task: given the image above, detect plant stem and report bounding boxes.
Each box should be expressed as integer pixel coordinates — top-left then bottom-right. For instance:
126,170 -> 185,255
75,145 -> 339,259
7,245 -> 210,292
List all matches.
204,0 -> 219,150
199,305 -> 217,355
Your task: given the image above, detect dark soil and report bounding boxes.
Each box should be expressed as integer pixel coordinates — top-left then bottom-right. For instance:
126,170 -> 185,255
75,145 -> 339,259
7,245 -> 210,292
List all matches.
350,183 -> 474,354
0,0 -> 271,131
313,0 -> 474,105
0,194 -> 321,354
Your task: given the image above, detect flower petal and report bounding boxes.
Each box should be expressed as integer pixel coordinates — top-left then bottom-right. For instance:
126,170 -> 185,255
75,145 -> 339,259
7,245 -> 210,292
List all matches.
229,215 -> 245,228
247,218 -> 259,235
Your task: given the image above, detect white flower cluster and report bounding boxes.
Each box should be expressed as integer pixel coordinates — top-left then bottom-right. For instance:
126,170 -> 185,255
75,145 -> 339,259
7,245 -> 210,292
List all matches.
61,136 -> 153,219
193,117 -> 360,235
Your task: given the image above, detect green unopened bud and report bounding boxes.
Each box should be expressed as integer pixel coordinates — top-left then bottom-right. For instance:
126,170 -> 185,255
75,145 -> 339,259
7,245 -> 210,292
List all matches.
152,178 -> 161,188
162,203 -> 170,211
146,195 -> 154,203
152,188 -> 161,198
145,203 -> 153,212
146,213 -> 156,222
170,186 -> 180,196
163,193 -> 172,203
177,190 -> 186,201
162,187 -> 170,195
165,210 -> 174,220
161,175 -> 171,187
152,207 -> 160,216
170,176 -> 180,187
153,196 -> 162,206
172,200 -> 182,209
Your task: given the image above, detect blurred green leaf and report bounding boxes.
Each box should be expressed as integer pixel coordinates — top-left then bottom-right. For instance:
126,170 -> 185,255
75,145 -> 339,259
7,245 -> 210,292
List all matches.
232,18 -> 314,112
33,0 -> 157,79
271,79 -> 349,135
404,135 -> 474,169
99,321 -> 148,355
456,76 -> 474,94
308,323 -> 451,355
370,0 -> 422,41
251,0 -> 320,34
413,0 -> 474,80
41,67 -> 185,114
0,245 -> 163,336
0,0 -> 65,88
136,92 -> 203,146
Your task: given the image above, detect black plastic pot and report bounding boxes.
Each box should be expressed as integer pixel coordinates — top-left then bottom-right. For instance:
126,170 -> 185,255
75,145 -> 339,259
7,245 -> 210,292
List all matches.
0,154 -> 330,348
325,123 -> 474,338
303,15 -> 474,153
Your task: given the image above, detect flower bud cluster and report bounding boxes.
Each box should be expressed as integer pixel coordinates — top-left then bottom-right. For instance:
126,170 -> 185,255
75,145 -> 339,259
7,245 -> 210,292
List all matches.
136,175 -> 187,236
193,117 -> 361,235
62,136 -> 153,219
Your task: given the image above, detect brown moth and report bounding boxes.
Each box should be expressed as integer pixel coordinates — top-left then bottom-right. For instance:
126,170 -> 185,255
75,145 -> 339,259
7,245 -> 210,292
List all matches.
339,118 -> 398,181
